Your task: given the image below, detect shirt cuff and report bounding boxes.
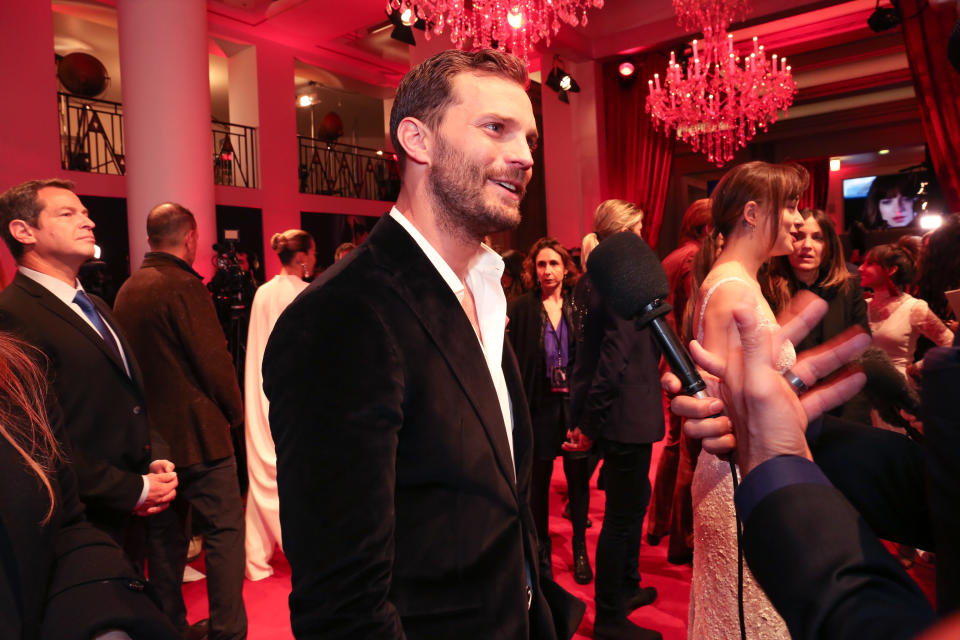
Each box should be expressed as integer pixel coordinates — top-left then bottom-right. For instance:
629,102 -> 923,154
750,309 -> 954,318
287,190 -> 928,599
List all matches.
734,455 -> 830,523
135,475 -> 150,509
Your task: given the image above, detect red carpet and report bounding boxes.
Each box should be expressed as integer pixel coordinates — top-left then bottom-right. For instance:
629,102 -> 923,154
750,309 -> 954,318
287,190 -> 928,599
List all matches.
183,439 -> 934,639
183,440 -> 690,639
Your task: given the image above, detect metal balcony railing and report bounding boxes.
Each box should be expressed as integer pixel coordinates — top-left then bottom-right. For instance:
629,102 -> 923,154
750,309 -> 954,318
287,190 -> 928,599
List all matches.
58,92 -> 125,175
212,120 -> 259,189
297,136 -> 401,202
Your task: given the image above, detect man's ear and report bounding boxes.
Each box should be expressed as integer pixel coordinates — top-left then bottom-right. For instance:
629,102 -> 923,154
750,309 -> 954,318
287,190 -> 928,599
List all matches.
8,220 -> 37,248
397,117 -> 431,166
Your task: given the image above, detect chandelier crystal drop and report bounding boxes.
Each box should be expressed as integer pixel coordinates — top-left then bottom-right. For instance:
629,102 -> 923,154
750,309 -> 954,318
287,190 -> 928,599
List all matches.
645,0 -> 797,166
389,0 -> 605,61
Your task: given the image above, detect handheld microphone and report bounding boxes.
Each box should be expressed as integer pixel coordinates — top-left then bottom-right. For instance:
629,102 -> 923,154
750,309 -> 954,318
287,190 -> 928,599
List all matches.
858,347 -> 923,441
587,232 -> 707,399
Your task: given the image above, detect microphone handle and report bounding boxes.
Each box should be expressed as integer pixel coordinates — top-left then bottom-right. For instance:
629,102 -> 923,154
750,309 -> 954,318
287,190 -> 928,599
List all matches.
646,314 -> 706,397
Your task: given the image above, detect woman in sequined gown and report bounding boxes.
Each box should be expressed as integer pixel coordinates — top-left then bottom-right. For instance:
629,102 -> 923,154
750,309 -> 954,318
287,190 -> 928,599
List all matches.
688,162 -> 809,639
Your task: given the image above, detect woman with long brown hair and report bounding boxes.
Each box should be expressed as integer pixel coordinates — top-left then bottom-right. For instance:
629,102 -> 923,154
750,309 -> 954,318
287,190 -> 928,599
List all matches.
688,161 -> 808,639
506,237 -> 590,584
766,208 -> 872,423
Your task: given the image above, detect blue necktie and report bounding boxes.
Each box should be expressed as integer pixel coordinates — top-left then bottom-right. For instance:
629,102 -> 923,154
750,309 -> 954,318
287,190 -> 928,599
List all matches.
73,290 -> 124,368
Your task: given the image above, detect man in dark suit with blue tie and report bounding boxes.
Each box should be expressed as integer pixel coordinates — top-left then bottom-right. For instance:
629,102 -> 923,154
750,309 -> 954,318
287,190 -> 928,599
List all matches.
0,179 -> 178,564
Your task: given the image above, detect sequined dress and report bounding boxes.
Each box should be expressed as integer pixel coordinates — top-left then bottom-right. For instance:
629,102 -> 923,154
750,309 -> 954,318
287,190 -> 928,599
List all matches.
689,277 -> 794,639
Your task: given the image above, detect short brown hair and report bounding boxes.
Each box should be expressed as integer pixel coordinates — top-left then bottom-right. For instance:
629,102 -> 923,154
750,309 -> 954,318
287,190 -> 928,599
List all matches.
147,202 -> 196,250
389,49 -> 528,170
0,179 -> 76,260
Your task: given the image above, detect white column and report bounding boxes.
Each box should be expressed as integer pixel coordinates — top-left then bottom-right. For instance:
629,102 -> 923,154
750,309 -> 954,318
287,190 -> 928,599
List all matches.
117,0 -> 216,278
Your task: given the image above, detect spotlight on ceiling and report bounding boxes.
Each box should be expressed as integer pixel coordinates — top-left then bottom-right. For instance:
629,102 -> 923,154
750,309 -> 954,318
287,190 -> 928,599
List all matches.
618,61 -> 636,77
545,57 -> 580,104
386,3 -> 427,46
867,2 -> 901,32
829,158 -> 841,172
878,148 -> 890,155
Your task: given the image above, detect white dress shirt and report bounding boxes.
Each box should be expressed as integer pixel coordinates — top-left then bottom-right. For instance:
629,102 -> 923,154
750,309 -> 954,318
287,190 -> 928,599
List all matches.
389,207 -> 516,472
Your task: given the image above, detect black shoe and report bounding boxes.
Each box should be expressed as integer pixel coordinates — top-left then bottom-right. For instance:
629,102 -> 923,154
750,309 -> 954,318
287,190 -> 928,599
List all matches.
572,539 -> 593,584
538,536 -> 554,581
646,532 -> 662,546
593,617 -> 662,640
624,586 -> 658,612
183,618 -> 209,640
666,552 -> 693,566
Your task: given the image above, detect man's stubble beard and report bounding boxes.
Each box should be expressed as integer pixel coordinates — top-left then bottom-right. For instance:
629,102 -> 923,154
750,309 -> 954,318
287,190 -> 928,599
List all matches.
428,136 -> 525,244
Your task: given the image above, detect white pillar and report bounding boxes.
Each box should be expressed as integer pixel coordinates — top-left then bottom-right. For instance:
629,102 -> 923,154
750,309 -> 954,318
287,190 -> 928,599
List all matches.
117,0 -> 216,278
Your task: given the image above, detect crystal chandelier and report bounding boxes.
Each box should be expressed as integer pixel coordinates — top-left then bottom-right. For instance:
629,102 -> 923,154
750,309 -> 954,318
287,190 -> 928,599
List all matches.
388,0 -> 605,61
645,0 -> 797,166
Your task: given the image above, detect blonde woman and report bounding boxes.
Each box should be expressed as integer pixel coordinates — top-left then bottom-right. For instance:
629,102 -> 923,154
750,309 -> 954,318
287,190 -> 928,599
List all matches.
569,199 -> 663,640
244,229 -> 316,580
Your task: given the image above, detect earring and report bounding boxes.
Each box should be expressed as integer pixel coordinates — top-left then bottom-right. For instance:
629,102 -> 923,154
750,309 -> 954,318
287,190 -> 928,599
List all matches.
300,262 -> 309,279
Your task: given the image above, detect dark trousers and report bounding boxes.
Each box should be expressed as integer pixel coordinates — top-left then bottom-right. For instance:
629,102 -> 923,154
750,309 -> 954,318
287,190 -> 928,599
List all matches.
148,456 -> 247,640
594,441 -> 653,621
647,395 -> 680,540
531,455 -> 590,545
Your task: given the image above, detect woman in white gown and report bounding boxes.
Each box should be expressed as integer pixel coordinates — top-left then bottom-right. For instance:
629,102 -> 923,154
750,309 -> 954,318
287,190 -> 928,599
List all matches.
244,229 -> 316,580
688,161 -> 808,639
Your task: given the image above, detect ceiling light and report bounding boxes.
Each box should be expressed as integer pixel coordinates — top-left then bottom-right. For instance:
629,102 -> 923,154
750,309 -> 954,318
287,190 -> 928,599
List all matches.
618,61 -> 636,77
298,94 -> 313,107
830,158 -> 841,171
878,148 -> 890,155
867,2 -> 901,32
386,3 -> 427,46
545,56 -> 580,104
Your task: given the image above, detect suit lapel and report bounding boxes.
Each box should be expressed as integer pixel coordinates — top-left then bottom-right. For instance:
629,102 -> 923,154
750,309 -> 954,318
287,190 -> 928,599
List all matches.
14,275 -> 131,381
370,217 -> 519,493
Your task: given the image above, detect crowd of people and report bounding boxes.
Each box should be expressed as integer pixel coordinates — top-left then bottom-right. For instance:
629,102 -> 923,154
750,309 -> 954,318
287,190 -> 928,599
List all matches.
0,46 -> 958,640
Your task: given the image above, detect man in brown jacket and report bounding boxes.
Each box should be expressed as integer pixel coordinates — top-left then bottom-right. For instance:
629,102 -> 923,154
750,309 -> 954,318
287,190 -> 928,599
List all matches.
114,202 -> 246,640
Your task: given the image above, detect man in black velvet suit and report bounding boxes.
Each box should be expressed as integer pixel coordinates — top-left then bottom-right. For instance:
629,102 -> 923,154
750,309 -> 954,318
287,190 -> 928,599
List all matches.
0,179 -> 178,565
263,50 -> 576,639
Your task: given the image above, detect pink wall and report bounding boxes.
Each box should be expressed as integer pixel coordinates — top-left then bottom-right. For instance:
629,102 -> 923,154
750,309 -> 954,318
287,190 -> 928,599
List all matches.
539,55 -> 604,250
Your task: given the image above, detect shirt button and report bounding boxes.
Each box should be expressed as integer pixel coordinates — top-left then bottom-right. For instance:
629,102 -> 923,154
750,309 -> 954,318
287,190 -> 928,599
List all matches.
132,405 -> 142,415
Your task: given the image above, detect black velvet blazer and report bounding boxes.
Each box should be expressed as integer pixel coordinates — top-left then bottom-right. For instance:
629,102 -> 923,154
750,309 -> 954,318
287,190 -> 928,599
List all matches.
569,272 -> 664,445
263,214 -> 561,640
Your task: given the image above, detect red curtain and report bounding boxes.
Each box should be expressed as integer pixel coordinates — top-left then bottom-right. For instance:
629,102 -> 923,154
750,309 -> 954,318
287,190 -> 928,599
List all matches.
602,55 -> 675,250
899,0 -> 960,213
796,158 -> 829,211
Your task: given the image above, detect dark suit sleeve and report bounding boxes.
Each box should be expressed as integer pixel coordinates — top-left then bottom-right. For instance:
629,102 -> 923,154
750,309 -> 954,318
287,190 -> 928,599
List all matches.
263,290 -> 405,639
577,302 -> 631,442
810,416 -> 933,550
171,281 -> 243,429
0,309 -> 145,514
735,456 -> 936,640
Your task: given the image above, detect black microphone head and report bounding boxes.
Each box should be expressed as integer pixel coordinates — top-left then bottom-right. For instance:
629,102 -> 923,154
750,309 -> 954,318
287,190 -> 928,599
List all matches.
587,232 -> 669,318
858,346 -> 921,415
